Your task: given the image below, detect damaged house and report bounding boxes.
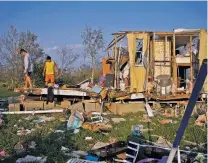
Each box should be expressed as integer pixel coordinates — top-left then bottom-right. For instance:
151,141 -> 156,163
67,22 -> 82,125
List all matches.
103,28 -> 207,101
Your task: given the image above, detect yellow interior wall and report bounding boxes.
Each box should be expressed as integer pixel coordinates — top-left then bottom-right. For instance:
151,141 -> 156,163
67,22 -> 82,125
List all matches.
199,29 -> 208,92
127,33 -> 148,93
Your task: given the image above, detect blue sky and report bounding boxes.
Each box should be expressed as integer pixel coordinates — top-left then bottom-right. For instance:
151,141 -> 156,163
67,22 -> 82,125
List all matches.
0,1 -> 207,64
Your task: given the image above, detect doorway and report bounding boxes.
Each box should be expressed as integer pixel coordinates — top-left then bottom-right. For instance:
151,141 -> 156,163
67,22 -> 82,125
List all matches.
177,66 -> 190,88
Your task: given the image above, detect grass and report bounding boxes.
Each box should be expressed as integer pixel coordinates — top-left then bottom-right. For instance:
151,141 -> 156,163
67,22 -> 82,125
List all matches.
0,111 -> 206,163
0,88 -> 20,99
0,89 -> 206,162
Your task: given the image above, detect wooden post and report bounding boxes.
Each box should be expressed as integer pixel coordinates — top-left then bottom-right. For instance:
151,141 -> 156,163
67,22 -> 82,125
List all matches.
153,33 -> 155,79
117,44 -> 122,89
190,36 -> 193,83
173,33 -> 177,86
165,36 -> 167,94
114,36 -> 118,88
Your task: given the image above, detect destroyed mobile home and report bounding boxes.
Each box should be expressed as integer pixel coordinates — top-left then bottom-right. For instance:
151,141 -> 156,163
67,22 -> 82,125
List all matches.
0,28 -> 207,163
7,28 -> 207,113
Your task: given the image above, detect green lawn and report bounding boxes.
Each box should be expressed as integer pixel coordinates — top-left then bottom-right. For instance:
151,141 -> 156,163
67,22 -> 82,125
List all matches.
0,88 -> 20,99
0,111 -> 206,163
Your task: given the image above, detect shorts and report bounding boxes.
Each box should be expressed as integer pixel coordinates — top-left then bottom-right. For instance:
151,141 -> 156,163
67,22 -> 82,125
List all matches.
45,74 -> 55,83
26,72 -> 32,77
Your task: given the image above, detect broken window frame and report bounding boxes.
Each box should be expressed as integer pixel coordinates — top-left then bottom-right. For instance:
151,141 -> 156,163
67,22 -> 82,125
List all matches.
135,38 -> 144,66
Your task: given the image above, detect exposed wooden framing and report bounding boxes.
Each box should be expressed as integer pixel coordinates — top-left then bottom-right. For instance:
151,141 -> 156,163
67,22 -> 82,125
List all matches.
173,32 -> 177,86
114,36 -> 118,88
165,36 -> 167,60
107,35 -> 126,49
152,33 -> 155,79
190,36 -> 193,83
154,60 -> 172,63
177,63 -> 191,67
116,44 -> 121,88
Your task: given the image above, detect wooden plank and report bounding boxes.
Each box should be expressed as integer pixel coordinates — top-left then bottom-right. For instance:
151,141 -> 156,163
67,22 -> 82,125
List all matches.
1,109 -> 63,114
145,103 -> 154,117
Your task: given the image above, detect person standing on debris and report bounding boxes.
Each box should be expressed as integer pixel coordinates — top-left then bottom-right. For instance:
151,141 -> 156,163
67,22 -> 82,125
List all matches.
18,48 -> 33,89
42,56 -> 58,87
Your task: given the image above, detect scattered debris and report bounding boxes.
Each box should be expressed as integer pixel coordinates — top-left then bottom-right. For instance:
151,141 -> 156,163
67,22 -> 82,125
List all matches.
62,149 -> 88,158
61,146 -> 70,152
111,118 -> 126,123
14,143 -> 25,155
24,115 -> 34,121
85,137 -> 93,140
131,124 -> 143,136
91,142 -> 109,150
0,118 -> 3,126
67,158 -> 106,163
54,130 -> 65,133
159,119 -> 177,125
0,151 -> 6,156
82,122 -> 112,132
195,114 -> 207,126
67,110 -> 84,130
108,137 -> 118,144
91,86 -> 103,94
73,128 -> 80,134
137,158 -> 160,163
86,155 -> 99,161
116,152 -> 126,160
16,155 -> 47,163
17,128 -> 35,136
155,136 -> 172,148
28,141 -> 36,149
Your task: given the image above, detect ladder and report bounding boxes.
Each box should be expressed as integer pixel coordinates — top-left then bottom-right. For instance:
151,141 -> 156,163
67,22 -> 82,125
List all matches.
125,141 -> 140,163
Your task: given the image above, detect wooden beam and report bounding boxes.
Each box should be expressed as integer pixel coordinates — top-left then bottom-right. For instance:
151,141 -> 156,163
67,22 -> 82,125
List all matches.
1,109 -> 64,114
173,32 -> 177,86
190,36 -> 193,83
114,36 -> 118,88
107,35 -> 126,49
153,33 -> 155,79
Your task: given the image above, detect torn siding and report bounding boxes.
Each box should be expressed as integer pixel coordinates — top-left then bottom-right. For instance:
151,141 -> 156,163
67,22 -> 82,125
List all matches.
127,33 -> 148,93
199,29 -> 208,92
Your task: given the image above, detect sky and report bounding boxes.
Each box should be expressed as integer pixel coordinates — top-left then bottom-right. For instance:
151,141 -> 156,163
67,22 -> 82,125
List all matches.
0,1 -> 207,64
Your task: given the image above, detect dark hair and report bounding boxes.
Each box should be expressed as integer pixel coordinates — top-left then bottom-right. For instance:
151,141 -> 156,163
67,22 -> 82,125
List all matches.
46,56 -> 51,60
20,49 -> 27,54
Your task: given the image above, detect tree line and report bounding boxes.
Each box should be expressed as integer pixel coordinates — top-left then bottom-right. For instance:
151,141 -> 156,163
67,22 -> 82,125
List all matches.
0,25 -> 105,89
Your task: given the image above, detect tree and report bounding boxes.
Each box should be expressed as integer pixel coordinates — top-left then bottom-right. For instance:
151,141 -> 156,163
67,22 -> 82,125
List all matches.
81,26 -> 105,83
0,25 -> 45,89
56,46 -> 79,77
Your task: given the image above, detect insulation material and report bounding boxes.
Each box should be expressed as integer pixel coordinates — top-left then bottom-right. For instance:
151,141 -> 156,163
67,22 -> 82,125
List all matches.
127,33 -> 148,93
199,29 -> 208,92
153,40 -> 171,79
154,63 -> 171,79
